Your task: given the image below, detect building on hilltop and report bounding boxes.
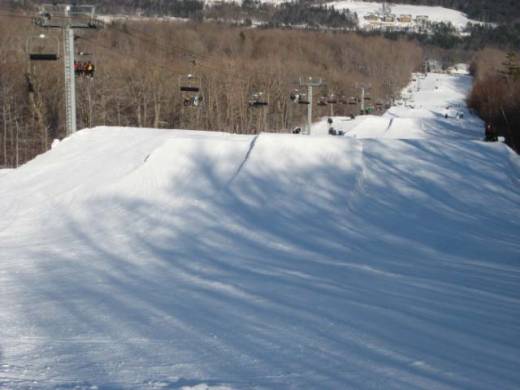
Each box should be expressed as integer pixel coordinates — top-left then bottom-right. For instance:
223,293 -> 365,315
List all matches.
398,14 -> 412,24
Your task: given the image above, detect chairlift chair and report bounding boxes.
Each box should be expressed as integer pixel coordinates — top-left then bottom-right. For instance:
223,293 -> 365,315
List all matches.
179,74 -> 203,107
327,94 -> 338,104
348,96 -> 357,105
294,91 -> 309,105
289,89 -> 299,102
75,50 -> 96,77
27,34 -> 60,61
339,96 -> 348,105
179,74 -> 201,93
248,92 -> 268,108
317,96 -> 327,106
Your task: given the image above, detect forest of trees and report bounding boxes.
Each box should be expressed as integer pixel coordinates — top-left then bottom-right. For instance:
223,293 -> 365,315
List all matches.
375,22 -> 520,51
0,14 -> 423,167
268,3 -> 357,29
468,50 -> 520,152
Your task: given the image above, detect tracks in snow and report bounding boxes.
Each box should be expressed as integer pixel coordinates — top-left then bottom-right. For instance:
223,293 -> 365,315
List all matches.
226,134 -> 259,187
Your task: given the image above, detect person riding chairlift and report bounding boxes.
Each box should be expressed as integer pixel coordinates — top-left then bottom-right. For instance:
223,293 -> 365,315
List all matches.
74,61 -> 82,76
84,61 -> 95,78
74,61 -> 95,77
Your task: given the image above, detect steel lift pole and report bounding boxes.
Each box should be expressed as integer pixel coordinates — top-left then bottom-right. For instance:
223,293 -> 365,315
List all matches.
63,22 -> 77,135
300,77 -> 323,135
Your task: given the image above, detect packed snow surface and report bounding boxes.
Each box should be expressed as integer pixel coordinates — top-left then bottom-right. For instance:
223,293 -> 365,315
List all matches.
312,71 -> 484,139
1,71 -> 520,389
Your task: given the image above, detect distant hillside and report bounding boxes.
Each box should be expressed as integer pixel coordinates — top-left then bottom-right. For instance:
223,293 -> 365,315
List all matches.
76,0 -> 520,23
3,0 -> 519,24
383,0 -> 520,23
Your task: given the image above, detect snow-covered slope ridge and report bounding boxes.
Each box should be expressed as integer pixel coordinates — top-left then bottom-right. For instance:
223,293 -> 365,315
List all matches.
1,70 -> 520,389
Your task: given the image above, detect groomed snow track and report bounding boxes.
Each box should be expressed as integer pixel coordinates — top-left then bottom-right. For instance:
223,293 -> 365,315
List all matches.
1,125 -> 520,389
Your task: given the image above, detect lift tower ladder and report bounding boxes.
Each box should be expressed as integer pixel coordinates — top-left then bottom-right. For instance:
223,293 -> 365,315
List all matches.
63,24 -> 76,136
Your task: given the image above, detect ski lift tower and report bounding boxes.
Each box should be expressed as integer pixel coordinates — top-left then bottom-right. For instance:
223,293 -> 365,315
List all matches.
33,4 -> 103,136
299,77 -> 323,135
357,83 -> 371,114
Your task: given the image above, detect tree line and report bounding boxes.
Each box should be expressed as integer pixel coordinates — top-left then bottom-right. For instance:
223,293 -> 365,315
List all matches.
468,49 -> 520,152
2,0 -> 520,49
0,15 -> 423,167
4,0 -> 518,23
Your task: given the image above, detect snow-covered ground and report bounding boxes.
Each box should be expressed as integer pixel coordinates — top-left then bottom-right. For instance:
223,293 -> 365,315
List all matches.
98,14 -> 190,24
312,71 -> 484,139
327,0 -> 480,30
1,70 -> 520,389
0,169 -> 13,178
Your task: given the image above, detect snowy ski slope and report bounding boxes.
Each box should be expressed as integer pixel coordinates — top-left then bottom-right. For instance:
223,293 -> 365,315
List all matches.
311,71 -> 484,139
1,71 -> 520,389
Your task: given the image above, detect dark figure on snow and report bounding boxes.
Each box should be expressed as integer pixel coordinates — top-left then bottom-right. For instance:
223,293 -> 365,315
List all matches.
328,118 -> 336,135
485,122 -> 498,142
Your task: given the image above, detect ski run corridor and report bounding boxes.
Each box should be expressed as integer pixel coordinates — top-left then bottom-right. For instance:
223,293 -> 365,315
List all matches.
1,70 -> 519,390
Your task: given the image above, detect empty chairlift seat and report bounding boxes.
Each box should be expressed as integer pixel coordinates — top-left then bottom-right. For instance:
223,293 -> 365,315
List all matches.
27,34 -> 60,61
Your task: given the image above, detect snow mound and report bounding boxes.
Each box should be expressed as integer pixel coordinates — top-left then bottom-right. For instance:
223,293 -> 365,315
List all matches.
1,123 -> 520,389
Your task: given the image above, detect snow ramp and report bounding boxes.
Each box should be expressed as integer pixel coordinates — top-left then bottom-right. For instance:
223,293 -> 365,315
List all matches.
1,126 -> 520,389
